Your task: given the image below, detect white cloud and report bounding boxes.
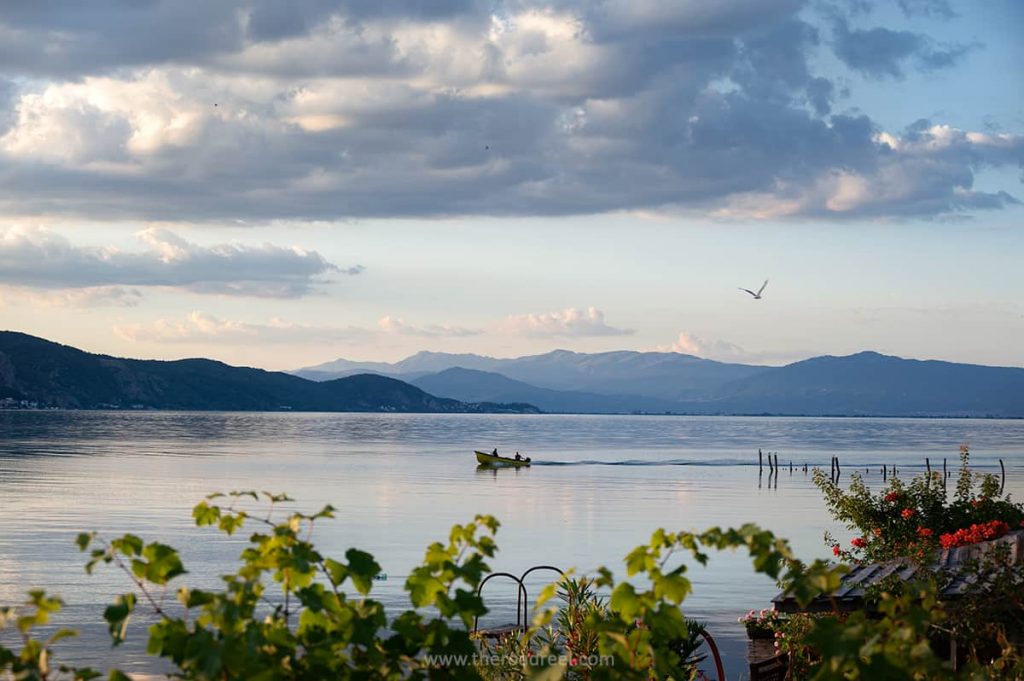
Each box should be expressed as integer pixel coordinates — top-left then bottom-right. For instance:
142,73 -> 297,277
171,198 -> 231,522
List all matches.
658,331 -> 747,360
657,331 -> 817,365
501,306 -> 634,337
0,285 -> 142,308
0,2 -> 1017,222
377,315 -> 481,337
113,312 -> 373,344
0,225 -> 352,298
118,307 -> 632,347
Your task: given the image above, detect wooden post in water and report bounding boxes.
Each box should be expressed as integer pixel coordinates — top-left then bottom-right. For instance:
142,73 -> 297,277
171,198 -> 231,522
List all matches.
789,460 -> 793,474
835,456 -> 841,481
883,465 -> 887,482
774,453 -> 779,475
925,458 -> 931,487
1000,459 -> 1006,495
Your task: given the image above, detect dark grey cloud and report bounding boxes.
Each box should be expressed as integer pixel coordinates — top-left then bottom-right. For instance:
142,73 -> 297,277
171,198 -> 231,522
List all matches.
832,18 -> 975,78
0,227 -> 353,297
0,0 -> 1018,222
0,2 -> 245,77
896,0 -> 955,19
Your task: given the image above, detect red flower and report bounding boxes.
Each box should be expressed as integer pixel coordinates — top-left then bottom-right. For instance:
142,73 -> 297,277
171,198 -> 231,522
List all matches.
833,546 -> 841,556
917,527 -> 933,538
884,492 -> 900,503
901,508 -> 916,519
939,520 -> 1010,549
873,528 -> 882,537
850,537 -> 867,549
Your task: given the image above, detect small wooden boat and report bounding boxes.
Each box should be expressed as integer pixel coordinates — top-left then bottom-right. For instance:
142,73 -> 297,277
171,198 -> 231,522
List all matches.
475,450 -> 531,467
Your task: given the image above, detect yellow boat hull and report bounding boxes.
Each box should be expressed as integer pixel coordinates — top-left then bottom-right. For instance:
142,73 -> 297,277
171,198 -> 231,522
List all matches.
475,451 -> 531,467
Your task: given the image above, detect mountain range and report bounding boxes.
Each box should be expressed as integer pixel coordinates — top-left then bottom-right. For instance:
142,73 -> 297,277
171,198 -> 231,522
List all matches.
2,330 -> 1021,416
297,349 -> 1024,417
0,331 -> 538,413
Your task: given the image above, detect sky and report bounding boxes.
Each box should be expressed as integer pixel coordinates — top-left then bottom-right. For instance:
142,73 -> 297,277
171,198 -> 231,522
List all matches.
0,0 -> 1022,371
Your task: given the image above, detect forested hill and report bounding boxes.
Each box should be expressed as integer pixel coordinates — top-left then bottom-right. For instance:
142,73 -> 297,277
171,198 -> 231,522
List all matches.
0,331 -> 538,413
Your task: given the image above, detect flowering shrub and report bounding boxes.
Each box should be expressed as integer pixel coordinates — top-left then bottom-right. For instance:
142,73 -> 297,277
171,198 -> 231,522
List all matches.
771,612 -> 822,678
939,520 -> 1012,549
738,608 -> 782,638
817,446 -> 1024,563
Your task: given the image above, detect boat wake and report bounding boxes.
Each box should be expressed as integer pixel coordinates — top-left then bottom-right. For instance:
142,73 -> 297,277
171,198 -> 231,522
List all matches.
532,458 -> 761,467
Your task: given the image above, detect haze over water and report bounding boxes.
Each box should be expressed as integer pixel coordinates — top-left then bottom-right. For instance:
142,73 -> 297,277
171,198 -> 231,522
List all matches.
2,411 -> 1024,678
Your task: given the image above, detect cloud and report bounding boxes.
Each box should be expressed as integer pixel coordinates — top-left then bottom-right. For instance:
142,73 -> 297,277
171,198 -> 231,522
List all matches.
501,307 -> 634,337
377,315 -> 481,337
0,285 -> 143,308
832,18 -> 976,79
712,122 -> 1023,218
657,331 -> 812,364
0,1 -> 1017,221
114,312 -> 373,344
0,226 -> 353,298
896,0 -> 955,19
658,332 -> 747,360
113,307 -> 629,346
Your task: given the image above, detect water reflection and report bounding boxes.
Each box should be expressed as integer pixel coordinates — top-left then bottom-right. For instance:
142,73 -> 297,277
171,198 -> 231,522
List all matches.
1,411 -> 1022,678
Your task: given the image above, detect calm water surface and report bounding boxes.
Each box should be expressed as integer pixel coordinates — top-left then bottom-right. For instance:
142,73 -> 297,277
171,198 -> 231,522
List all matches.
2,412 -> 1024,679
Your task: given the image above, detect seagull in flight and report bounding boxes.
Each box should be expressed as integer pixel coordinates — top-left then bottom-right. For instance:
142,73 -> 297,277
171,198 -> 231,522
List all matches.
739,279 -> 769,300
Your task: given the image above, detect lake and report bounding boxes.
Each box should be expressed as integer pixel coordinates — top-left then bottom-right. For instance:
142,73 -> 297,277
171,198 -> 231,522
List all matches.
2,411 -> 1023,679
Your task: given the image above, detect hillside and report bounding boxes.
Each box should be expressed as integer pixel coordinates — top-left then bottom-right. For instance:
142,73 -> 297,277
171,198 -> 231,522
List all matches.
412,367 -> 685,414
308,348 -> 1024,417
685,351 -> 1024,417
0,331 -> 539,413
298,349 -> 768,399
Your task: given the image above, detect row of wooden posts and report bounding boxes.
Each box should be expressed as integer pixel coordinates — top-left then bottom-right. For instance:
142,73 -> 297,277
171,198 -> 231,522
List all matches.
757,448 -> 1007,495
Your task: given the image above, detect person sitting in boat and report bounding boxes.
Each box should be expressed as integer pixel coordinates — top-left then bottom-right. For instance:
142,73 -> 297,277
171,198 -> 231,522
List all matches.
515,452 -> 521,461
492,448 -> 498,456
525,457 -> 531,463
